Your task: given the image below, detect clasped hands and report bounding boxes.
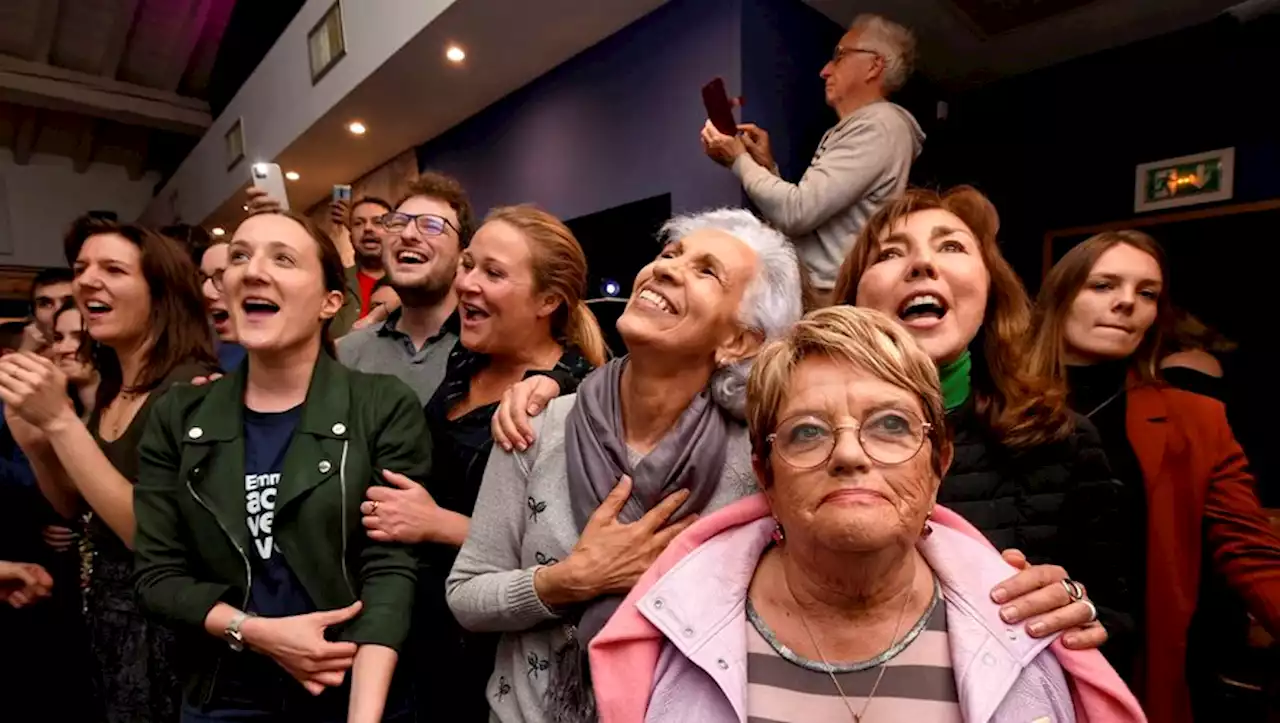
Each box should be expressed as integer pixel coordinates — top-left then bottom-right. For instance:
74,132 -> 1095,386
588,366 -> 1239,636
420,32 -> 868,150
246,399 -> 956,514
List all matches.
0,351 -> 75,433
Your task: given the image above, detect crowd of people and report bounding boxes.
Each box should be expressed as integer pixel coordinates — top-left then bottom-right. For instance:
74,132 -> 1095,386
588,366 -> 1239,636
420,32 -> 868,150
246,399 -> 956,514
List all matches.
0,11 -> 1275,723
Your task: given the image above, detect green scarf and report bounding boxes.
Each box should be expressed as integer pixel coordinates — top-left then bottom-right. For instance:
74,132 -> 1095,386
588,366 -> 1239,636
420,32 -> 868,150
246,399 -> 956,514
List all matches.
938,349 -> 972,411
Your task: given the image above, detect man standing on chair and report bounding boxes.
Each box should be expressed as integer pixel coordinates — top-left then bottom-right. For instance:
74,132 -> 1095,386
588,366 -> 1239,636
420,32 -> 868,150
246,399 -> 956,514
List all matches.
701,14 -> 924,304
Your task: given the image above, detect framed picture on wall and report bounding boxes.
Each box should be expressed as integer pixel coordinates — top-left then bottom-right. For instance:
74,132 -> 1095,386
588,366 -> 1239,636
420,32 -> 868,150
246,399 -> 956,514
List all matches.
225,117 -> 245,170
1134,147 -> 1234,213
308,2 -> 346,84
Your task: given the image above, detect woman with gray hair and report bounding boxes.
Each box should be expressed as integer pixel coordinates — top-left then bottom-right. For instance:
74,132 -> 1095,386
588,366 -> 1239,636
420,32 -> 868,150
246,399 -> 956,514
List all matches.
446,208 -> 804,723
590,306 -> 1145,723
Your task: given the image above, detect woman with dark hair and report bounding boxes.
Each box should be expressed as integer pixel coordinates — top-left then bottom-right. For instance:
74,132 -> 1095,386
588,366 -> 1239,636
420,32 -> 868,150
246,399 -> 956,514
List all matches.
197,237 -> 247,371
50,301 -> 99,420
134,209 -> 427,722
830,186 -> 1127,656
38,301 -> 98,552
1025,229 -> 1280,723
0,216 -> 217,722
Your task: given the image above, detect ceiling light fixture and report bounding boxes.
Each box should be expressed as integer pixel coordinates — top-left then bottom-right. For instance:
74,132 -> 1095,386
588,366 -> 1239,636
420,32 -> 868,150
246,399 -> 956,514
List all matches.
347,121 -> 367,135
285,171 -> 300,181
211,227 -> 226,237
446,45 -> 466,63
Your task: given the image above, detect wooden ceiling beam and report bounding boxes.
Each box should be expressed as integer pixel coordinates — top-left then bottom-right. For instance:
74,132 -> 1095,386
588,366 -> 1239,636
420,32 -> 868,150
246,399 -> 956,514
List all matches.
100,0 -> 143,80
0,56 -> 211,135
159,0 -> 215,92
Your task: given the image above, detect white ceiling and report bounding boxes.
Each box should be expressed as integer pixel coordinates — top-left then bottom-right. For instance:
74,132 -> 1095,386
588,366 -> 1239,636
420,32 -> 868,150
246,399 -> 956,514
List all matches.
805,0 -> 1247,85
201,0 -> 667,229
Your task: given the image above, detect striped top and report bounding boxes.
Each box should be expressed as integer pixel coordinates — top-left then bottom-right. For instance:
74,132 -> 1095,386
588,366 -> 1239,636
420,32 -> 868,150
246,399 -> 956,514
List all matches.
745,578 -> 962,723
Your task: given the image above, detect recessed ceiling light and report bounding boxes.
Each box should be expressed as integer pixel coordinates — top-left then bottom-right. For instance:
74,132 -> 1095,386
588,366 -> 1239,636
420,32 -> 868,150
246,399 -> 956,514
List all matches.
347,121 -> 367,135
446,45 -> 466,63
285,171 -> 300,181
211,227 -> 226,237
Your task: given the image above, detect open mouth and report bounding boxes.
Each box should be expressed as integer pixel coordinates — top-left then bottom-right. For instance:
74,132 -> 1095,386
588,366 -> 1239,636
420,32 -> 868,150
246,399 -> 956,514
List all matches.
395,249 -> 428,265
84,300 -> 112,318
637,287 -> 676,315
460,301 -> 489,323
897,293 -> 948,323
210,309 -> 230,324
242,297 -> 280,318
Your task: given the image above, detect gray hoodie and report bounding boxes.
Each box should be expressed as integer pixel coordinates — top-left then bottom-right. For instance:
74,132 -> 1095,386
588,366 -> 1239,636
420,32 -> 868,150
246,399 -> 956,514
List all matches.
732,101 -> 925,292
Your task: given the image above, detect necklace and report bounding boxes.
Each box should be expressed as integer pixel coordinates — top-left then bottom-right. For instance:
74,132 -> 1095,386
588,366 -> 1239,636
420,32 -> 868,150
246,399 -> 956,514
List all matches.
1085,386 -> 1126,418
781,557 -> 916,723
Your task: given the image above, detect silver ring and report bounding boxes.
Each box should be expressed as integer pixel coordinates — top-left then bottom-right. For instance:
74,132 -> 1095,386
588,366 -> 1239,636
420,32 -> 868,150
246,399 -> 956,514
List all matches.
1080,598 -> 1098,623
1061,579 -> 1085,601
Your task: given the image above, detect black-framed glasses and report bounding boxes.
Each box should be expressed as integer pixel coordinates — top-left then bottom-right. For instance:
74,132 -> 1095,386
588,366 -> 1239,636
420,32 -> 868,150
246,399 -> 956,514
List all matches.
379,212 -> 458,237
200,269 -> 225,292
766,410 -> 931,469
830,46 -> 880,65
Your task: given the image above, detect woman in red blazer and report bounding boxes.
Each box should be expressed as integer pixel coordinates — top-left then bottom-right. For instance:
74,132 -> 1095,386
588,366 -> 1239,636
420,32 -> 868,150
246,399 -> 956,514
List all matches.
1026,229 -> 1280,723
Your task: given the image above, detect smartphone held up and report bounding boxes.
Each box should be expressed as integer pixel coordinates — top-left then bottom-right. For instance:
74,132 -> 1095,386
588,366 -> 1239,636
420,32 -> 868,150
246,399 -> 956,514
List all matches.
701,77 -> 740,136
250,163 -> 290,211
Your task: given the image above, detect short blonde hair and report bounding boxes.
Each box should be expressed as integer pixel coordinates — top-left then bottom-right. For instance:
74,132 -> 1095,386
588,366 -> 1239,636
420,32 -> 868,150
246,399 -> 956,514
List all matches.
746,306 -> 949,479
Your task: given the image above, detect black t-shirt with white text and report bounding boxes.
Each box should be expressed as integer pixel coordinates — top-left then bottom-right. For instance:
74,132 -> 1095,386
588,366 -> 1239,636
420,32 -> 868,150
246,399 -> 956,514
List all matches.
243,405 -> 313,618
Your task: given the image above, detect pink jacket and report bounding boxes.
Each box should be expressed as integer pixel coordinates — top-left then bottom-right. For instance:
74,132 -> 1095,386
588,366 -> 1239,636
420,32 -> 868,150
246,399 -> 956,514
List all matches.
590,494 -> 1146,723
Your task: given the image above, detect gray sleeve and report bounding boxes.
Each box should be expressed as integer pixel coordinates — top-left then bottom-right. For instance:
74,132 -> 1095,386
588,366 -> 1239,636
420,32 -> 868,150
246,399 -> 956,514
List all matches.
446,433 -> 560,633
732,116 -> 899,237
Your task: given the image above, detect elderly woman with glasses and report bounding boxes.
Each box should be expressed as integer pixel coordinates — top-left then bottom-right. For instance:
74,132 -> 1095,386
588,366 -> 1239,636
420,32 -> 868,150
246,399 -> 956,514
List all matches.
590,306 -> 1145,723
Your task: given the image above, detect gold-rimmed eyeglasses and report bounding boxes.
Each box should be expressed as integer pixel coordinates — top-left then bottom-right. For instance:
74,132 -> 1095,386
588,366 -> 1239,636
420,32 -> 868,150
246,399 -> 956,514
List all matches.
766,410 -> 931,469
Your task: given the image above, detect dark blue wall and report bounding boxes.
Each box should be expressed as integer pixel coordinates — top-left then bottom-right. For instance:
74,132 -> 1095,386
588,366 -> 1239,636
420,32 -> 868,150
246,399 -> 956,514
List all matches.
924,15 -> 1280,284
416,0 -> 742,220
739,0 -> 845,183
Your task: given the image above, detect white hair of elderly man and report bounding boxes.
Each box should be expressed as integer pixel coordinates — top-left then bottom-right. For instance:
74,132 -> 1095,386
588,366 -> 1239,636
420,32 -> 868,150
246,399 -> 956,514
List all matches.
848,14 -> 917,93
659,208 -> 803,419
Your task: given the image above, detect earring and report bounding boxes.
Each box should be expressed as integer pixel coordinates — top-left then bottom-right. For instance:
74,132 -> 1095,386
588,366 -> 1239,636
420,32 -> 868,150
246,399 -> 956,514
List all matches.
920,511 -> 934,540
771,518 -> 785,544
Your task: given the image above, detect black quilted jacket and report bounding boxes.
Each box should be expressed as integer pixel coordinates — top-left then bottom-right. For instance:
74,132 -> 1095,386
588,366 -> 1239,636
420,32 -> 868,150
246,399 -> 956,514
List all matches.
937,400 -> 1141,666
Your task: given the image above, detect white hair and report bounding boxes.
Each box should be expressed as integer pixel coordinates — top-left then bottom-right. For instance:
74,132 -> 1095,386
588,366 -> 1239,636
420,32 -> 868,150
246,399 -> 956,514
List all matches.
849,14 -> 916,93
659,208 -> 803,419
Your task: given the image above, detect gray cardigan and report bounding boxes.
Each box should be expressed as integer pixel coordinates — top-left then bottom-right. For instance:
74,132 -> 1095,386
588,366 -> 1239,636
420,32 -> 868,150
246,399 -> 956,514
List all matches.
446,394 -> 757,723
733,100 -> 924,291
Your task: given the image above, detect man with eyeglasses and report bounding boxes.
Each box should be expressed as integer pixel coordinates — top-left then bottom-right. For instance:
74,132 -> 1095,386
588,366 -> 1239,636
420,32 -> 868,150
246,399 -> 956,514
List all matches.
336,172 -> 472,404
700,13 -> 924,303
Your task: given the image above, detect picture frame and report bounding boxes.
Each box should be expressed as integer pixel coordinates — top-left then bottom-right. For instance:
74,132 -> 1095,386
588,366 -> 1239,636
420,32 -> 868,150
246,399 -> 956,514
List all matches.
308,2 -> 346,85
225,117 -> 245,170
1134,147 -> 1235,213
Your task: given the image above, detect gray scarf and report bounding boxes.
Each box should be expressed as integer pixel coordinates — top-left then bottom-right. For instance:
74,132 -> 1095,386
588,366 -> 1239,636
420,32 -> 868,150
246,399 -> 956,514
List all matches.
549,357 -> 731,721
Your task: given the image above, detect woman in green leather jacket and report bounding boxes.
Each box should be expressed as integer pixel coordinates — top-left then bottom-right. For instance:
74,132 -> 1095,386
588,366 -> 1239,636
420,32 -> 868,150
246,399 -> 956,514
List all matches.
133,209 -> 430,723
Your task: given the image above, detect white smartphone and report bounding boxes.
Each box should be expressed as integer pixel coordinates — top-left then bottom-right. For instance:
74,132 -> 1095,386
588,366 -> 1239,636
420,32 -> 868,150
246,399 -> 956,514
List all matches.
250,163 -> 290,211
